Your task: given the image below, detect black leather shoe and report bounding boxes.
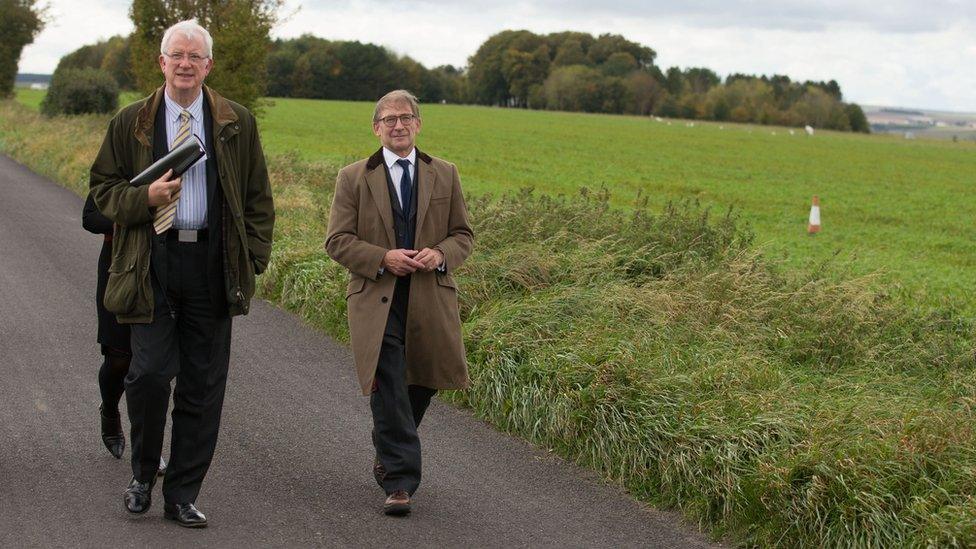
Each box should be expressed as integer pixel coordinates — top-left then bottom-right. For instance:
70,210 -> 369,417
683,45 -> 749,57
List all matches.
100,405 -> 125,459
164,502 -> 208,528
373,455 -> 385,487
123,476 -> 155,514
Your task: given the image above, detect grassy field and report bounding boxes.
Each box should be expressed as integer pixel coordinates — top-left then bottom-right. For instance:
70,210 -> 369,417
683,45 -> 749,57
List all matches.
4,90 -> 976,547
15,88 -> 976,311
257,96 -> 976,312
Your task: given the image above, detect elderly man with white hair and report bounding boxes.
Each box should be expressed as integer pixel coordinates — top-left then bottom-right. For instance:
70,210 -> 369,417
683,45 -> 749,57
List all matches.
89,19 -> 274,527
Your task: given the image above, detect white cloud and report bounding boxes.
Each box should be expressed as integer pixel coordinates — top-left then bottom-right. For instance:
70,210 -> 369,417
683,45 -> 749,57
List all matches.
18,0 -> 133,73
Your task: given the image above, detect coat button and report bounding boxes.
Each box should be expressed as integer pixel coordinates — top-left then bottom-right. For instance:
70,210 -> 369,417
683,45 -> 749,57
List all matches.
381,296 -> 388,303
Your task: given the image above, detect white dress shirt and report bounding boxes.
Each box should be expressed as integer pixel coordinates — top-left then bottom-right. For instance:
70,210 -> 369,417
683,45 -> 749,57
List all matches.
163,90 -> 207,229
383,147 -> 416,209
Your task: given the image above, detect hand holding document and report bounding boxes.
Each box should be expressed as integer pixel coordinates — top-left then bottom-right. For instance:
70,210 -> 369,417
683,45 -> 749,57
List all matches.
130,134 -> 206,187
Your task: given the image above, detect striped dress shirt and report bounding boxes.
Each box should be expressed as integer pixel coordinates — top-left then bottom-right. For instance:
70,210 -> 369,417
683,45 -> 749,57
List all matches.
163,91 -> 207,229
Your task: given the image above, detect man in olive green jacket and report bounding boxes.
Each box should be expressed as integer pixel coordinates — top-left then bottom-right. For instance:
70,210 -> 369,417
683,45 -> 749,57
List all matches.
89,20 -> 273,527
89,90 -> 272,322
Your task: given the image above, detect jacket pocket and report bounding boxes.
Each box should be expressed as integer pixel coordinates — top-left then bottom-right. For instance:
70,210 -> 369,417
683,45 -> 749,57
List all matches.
103,261 -> 138,314
346,276 -> 367,298
435,273 -> 457,290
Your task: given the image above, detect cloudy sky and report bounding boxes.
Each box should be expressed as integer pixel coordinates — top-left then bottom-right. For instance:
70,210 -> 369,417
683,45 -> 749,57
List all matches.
18,0 -> 976,112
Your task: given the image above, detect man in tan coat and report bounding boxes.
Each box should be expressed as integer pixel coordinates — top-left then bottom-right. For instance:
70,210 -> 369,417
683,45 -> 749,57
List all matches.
325,89 -> 473,516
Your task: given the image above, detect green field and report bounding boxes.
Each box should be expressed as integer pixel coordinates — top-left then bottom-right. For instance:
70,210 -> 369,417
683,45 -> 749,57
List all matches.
15,88 -> 976,311
262,98 -> 976,311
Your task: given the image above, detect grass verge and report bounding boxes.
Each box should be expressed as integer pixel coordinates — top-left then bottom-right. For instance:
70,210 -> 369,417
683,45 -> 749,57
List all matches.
2,99 -> 975,547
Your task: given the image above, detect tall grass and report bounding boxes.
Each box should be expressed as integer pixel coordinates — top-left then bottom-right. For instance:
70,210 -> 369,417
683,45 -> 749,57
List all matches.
2,98 -> 975,546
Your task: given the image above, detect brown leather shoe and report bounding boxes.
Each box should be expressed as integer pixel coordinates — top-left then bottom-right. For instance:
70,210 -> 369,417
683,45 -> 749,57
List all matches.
383,490 -> 410,516
373,455 -> 385,487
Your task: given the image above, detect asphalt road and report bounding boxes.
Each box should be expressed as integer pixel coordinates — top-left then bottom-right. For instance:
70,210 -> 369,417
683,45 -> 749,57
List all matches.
0,154 -> 717,548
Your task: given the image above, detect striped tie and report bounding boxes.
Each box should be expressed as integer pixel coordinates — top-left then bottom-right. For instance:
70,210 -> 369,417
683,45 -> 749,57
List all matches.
153,109 -> 192,234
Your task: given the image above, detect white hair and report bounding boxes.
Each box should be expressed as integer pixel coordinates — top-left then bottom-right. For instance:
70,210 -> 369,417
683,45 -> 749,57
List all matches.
160,19 -> 214,59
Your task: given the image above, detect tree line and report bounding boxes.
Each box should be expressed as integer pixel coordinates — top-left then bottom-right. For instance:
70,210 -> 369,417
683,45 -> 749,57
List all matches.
0,0 -> 46,99
463,30 -> 867,132
47,23 -> 867,132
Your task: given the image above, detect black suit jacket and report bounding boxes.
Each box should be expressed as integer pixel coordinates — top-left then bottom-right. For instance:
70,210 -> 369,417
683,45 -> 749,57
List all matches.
149,96 -> 227,315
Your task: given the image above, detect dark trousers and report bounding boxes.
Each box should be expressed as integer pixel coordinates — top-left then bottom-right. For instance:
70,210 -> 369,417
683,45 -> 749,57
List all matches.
126,233 -> 231,504
371,277 -> 436,496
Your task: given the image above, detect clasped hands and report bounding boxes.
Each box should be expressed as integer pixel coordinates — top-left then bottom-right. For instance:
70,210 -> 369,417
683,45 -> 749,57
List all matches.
383,248 -> 443,276
146,169 -> 182,207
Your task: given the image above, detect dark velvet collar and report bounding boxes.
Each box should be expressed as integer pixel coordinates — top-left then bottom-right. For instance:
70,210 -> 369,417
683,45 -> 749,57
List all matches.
366,147 -> 432,171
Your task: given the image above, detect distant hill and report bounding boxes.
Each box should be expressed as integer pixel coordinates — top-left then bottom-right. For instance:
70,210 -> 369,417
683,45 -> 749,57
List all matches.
15,73 -> 51,87
863,104 -> 976,141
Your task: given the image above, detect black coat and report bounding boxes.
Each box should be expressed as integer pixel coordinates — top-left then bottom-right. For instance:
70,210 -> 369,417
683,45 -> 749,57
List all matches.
82,193 -> 130,353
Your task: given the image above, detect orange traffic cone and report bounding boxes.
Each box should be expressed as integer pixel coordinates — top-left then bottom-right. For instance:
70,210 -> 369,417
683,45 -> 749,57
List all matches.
807,196 -> 821,235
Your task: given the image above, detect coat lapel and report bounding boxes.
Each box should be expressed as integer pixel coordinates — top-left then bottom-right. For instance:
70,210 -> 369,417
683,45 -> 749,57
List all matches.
365,149 -> 396,248
415,150 -> 435,238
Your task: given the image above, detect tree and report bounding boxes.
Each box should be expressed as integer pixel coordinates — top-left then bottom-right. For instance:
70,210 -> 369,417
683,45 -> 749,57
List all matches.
266,35 -> 466,104
467,30 -> 540,105
623,70 -> 666,115
100,36 -> 136,90
502,43 -> 550,107
683,67 -> 720,94
129,0 -> 283,111
552,39 -> 586,67
330,41 -> 399,100
424,65 -> 466,104
0,0 -> 46,98
845,103 -> 870,133
601,52 -> 637,77
664,66 -> 684,96
55,36 -> 135,90
543,65 -> 625,113
41,67 -> 119,116
793,87 -> 849,130
265,45 -> 298,97
586,33 -> 655,68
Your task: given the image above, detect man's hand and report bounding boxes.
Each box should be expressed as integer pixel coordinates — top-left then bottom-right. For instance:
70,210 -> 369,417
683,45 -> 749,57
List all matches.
146,169 -> 182,207
382,249 -> 425,276
414,248 -> 444,272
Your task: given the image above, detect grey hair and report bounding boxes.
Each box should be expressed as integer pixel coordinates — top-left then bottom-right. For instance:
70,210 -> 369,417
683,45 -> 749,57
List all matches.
373,90 -> 420,123
160,19 -> 214,59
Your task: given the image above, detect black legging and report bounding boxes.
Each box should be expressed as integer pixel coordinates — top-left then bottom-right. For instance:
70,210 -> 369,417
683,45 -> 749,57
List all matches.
98,348 -> 130,416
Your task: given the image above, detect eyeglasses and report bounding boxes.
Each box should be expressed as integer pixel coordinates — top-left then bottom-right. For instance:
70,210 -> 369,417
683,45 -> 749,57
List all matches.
378,114 -> 417,127
164,51 -> 209,64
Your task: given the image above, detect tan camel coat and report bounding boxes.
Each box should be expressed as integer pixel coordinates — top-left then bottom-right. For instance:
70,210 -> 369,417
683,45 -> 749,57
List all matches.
325,148 -> 474,395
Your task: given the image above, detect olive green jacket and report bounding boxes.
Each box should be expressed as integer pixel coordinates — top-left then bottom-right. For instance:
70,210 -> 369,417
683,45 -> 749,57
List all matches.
89,86 -> 274,323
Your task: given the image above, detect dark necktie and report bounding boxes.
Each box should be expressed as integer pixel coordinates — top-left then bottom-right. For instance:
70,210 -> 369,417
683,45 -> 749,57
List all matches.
396,158 -> 412,212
